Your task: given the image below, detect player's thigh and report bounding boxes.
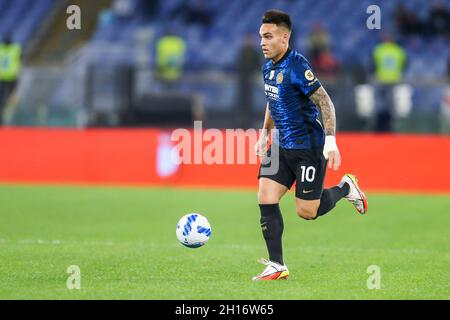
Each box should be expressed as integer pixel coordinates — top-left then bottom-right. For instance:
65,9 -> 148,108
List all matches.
257,146 -> 294,204
293,149 -> 326,200
258,177 -> 289,204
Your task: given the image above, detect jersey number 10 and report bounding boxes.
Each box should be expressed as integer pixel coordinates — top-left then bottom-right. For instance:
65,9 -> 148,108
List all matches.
300,166 -> 316,182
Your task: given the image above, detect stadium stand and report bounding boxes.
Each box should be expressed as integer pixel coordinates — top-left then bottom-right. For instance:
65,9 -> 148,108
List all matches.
0,0 -> 54,47
2,0 -> 450,131
82,0 -> 450,76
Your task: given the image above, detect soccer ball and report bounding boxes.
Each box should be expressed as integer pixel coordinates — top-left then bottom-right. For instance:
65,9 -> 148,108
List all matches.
176,213 -> 211,248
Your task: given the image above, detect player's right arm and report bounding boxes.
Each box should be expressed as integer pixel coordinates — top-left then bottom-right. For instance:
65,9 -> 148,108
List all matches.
309,86 -> 341,171
255,103 -> 273,157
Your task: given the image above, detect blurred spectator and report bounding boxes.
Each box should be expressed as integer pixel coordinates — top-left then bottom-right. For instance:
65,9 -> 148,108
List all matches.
307,23 -> 330,61
448,55 -> 450,81
136,0 -> 160,22
372,33 -> 407,132
427,0 -> 450,37
394,3 -> 424,36
113,0 -> 134,21
312,47 -> 340,80
236,34 -> 261,128
155,29 -> 186,91
170,0 -> 214,28
0,34 -> 21,125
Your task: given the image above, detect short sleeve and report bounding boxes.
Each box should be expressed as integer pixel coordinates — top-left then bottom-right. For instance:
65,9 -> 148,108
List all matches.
290,56 -> 321,97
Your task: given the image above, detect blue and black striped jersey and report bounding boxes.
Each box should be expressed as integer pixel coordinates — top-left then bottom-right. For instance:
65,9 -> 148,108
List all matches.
263,49 -> 325,150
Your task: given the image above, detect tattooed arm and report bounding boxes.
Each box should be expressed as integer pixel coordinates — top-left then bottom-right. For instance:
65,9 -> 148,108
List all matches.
309,86 -> 336,136
309,86 -> 341,170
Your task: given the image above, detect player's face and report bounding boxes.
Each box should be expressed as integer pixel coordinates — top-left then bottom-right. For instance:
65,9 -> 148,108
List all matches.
259,24 -> 290,61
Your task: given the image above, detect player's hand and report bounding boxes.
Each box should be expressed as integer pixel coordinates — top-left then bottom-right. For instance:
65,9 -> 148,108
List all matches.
255,134 -> 269,157
323,136 -> 341,171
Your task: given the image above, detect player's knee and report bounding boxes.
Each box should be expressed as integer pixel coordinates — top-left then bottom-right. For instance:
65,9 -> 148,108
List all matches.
296,205 -> 317,220
258,189 -> 279,204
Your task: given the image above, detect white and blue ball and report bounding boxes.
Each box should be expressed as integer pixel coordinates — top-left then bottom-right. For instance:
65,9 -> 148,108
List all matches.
176,213 -> 211,248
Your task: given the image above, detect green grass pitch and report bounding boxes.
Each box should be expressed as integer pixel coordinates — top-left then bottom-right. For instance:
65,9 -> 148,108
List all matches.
0,184 -> 449,299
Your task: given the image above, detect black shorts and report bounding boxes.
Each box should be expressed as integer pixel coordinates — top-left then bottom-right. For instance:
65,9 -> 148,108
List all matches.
258,145 -> 327,200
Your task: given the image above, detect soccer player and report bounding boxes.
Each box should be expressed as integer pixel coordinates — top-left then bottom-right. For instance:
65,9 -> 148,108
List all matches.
252,10 -> 368,281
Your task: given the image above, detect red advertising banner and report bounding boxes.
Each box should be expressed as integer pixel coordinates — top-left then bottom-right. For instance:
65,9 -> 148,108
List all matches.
0,128 -> 449,193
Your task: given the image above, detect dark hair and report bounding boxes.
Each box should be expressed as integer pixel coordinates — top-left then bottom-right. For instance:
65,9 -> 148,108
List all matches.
262,9 -> 292,31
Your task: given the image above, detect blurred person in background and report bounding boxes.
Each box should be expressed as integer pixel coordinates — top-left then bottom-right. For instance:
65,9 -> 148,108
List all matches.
236,33 -> 262,128
113,0 -> 134,20
427,0 -> 450,37
155,29 -> 186,91
0,33 -> 21,125
136,0 -> 160,22
312,46 -> 340,80
372,32 -> 407,132
394,3 -> 425,36
307,23 -> 330,62
448,54 -> 450,80
170,0 -> 214,28
307,22 -> 340,80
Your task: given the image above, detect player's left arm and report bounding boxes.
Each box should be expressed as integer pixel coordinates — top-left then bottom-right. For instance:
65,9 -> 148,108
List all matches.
309,86 -> 341,171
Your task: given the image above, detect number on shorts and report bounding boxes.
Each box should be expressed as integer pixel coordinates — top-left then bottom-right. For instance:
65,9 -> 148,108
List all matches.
300,165 -> 316,182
